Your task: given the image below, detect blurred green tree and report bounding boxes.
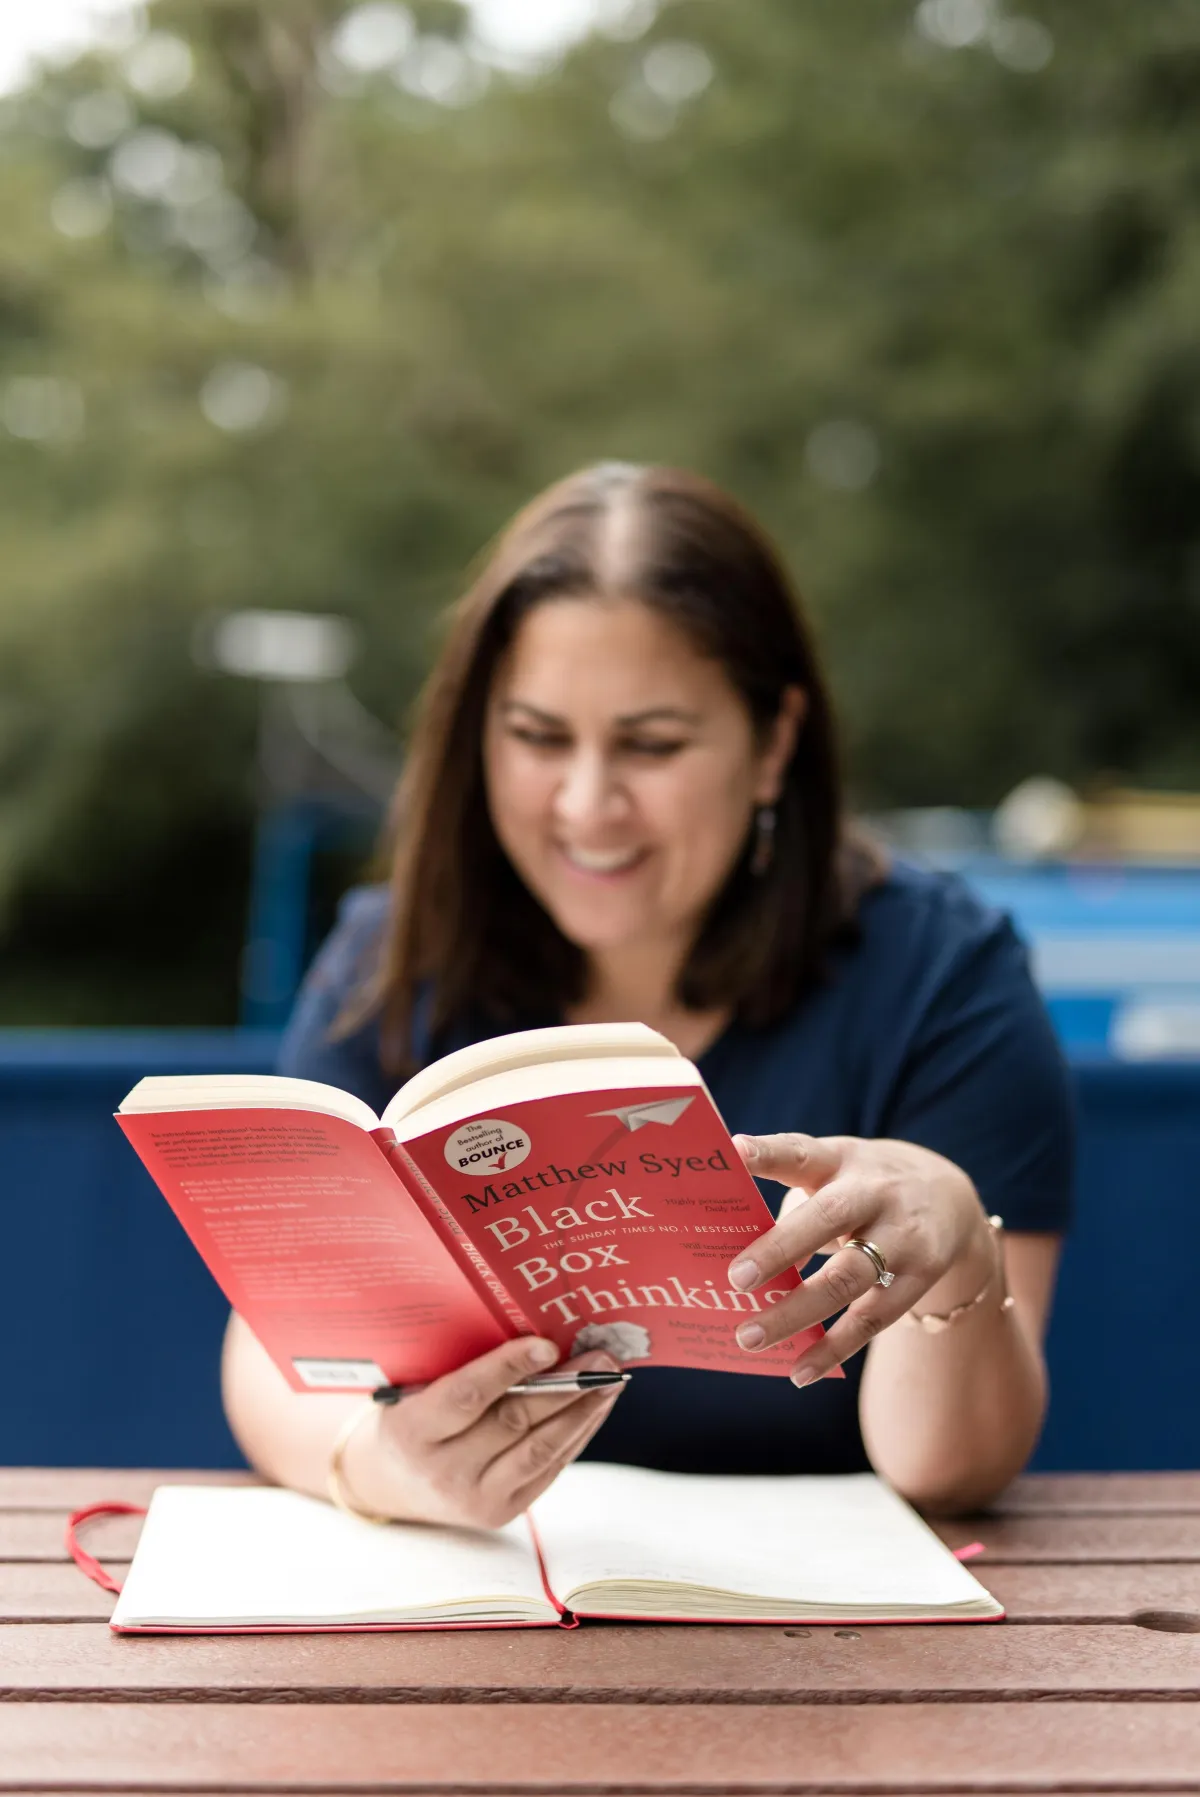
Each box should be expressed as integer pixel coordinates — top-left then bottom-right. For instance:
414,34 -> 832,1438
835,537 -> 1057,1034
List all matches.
0,0 -> 1196,1020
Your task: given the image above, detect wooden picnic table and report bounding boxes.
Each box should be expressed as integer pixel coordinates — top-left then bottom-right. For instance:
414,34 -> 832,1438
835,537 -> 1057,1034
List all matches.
2,1468 -> 1199,1793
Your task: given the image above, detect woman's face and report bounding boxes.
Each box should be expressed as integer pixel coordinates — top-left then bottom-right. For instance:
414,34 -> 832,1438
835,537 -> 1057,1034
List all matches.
483,596 -> 801,966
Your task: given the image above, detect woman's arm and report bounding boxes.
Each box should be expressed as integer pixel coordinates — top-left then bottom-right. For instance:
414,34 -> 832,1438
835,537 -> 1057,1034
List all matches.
725,1132 -> 1063,1516
733,900 -> 1072,1513
859,1227 -> 1060,1514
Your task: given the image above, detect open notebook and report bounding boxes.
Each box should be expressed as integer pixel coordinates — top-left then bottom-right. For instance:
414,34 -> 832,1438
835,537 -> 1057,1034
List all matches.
109,1463 -> 1002,1632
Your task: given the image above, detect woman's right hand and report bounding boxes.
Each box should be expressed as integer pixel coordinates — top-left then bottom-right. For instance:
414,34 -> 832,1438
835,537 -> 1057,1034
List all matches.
344,1336 -> 624,1530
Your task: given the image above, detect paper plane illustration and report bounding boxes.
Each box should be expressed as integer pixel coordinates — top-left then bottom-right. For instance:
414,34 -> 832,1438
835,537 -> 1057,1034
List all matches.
588,1097 -> 695,1132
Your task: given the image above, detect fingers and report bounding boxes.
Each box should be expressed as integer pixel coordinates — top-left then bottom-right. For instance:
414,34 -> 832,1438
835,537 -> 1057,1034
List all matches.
481,1383 -> 623,1514
733,1240 -> 917,1381
728,1173 -> 864,1292
778,1186 -> 841,1257
734,1132 -> 844,1188
372,1334 -> 627,1530
788,1293 -> 913,1387
733,1242 -> 881,1349
408,1369 -> 624,1533
504,1388 -> 623,1518
465,1351 -> 621,1462
402,1336 -> 562,1444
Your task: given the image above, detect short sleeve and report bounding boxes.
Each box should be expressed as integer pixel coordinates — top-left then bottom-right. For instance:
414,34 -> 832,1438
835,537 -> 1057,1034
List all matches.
879,911 -> 1074,1235
275,885 -> 394,1114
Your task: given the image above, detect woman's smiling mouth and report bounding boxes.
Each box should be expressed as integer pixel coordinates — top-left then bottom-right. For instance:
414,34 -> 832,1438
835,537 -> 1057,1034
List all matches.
558,844 -> 647,877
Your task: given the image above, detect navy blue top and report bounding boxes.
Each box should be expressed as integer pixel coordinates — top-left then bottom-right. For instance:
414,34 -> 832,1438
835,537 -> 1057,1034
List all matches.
278,862 -> 1073,1474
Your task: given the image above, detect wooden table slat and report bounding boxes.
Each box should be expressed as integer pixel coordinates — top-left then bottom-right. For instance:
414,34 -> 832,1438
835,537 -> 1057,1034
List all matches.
6,1561 -> 1200,1627
0,1621 -> 1198,1702
4,1467 -> 1198,1516
0,1470 -> 260,1510
0,1511 -> 142,1562
996,1472 -> 1200,1514
933,1511 -> 1200,1562
0,1565 -> 116,1620
2,1701 -> 1200,1790
7,1563 -> 1200,1627
982,1560 -> 1200,1621
11,1504 -> 1200,1567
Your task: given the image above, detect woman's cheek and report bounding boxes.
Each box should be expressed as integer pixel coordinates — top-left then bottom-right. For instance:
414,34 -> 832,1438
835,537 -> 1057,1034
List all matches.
491,751 -> 554,843
653,775 -> 748,910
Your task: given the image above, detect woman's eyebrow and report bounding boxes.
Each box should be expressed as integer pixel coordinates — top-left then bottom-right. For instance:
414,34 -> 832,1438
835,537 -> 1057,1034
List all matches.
499,700 -> 565,725
500,701 -> 702,727
615,707 -> 702,727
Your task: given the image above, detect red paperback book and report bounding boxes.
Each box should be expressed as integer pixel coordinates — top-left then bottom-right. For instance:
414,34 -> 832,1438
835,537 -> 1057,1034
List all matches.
117,1021 -> 828,1390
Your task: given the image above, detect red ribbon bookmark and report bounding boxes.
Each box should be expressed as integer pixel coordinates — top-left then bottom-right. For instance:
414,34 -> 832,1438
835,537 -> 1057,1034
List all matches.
65,1502 -> 147,1596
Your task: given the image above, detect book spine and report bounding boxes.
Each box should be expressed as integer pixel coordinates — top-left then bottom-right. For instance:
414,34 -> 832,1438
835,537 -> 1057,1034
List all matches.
375,1130 -> 537,1342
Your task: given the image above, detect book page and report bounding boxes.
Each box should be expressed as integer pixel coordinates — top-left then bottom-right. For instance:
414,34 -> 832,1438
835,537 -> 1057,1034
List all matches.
112,1487 -> 555,1629
120,1074 -> 380,1132
532,1463 -> 1000,1618
385,1022 -> 681,1124
385,1054 -> 703,1138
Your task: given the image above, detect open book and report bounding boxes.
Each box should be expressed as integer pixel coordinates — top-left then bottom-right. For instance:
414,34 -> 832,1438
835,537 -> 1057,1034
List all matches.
109,1464 -> 1002,1632
117,1021 -> 822,1391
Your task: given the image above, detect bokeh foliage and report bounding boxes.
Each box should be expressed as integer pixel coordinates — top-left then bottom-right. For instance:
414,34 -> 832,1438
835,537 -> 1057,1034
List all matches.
0,0 -> 1197,1020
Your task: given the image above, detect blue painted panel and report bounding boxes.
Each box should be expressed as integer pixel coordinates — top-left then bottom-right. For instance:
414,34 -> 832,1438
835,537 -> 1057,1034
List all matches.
0,1029 -> 1196,1471
0,1033 -> 278,1468
1033,1062 -> 1200,1471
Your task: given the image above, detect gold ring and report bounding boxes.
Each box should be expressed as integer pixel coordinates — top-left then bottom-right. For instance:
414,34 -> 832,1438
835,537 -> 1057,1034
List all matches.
844,1238 -> 895,1288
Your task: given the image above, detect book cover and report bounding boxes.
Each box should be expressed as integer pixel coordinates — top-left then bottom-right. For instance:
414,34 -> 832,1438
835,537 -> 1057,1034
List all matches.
117,1108 -> 511,1391
395,1083 -> 822,1376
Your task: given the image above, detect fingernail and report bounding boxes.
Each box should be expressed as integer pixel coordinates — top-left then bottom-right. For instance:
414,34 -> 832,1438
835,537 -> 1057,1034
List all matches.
737,1322 -> 765,1350
728,1258 -> 758,1291
585,1352 -> 620,1374
791,1364 -> 818,1388
528,1339 -> 559,1367
736,1135 -> 759,1163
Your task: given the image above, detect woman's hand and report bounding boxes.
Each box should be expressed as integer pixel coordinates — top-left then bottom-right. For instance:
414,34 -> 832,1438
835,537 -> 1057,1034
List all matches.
727,1134 -> 997,1385
356,1337 -> 624,1530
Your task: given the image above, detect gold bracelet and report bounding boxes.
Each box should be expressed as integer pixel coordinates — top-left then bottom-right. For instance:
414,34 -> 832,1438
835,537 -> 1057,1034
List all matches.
906,1214 -> 1015,1334
327,1397 -> 392,1525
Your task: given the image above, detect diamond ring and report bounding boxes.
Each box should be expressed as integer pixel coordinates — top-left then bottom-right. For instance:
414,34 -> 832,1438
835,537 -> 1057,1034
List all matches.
845,1238 -> 894,1288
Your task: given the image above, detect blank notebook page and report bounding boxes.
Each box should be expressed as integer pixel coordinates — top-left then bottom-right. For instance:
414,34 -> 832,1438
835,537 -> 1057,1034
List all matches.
531,1463 -> 999,1617
111,1487 -> 552,1628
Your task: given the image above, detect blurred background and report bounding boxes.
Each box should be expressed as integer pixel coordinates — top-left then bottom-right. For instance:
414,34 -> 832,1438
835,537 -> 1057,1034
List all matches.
1,0 -> 1198,1470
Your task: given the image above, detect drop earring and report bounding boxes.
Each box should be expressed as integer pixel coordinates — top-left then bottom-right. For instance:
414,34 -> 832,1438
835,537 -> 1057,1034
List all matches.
750,804 -> 776,877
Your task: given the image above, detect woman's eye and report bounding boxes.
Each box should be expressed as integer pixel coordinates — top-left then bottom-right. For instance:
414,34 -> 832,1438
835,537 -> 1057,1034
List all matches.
624,739 -> 686,759
509,727 -> 569,751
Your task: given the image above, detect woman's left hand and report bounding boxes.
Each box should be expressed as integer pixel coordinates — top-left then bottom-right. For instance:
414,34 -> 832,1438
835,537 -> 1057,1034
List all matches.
727,1133 -> 995,1385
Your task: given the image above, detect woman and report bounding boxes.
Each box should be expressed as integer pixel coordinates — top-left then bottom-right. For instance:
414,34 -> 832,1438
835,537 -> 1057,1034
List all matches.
222,462 -> 1071,1525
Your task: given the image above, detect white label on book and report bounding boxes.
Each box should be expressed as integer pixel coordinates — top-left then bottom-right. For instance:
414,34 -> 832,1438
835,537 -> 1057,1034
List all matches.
443,1116 -> 531,1177
292,1358 -> 388,1390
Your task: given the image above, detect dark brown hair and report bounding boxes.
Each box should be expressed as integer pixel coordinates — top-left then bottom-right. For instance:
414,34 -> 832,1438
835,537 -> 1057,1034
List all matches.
363,462 -> 881,1073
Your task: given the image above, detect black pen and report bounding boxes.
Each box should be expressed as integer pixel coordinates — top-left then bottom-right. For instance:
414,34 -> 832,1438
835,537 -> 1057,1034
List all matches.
507,1371 -> 631,1396
372,1371 -> 630,1405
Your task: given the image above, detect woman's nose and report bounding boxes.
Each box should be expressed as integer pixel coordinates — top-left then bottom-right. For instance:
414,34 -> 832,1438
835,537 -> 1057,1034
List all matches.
554,749 -> 628,829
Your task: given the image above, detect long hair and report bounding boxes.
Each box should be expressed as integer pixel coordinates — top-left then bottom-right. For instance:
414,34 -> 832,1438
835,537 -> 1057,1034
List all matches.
358,462 -> 881,1073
